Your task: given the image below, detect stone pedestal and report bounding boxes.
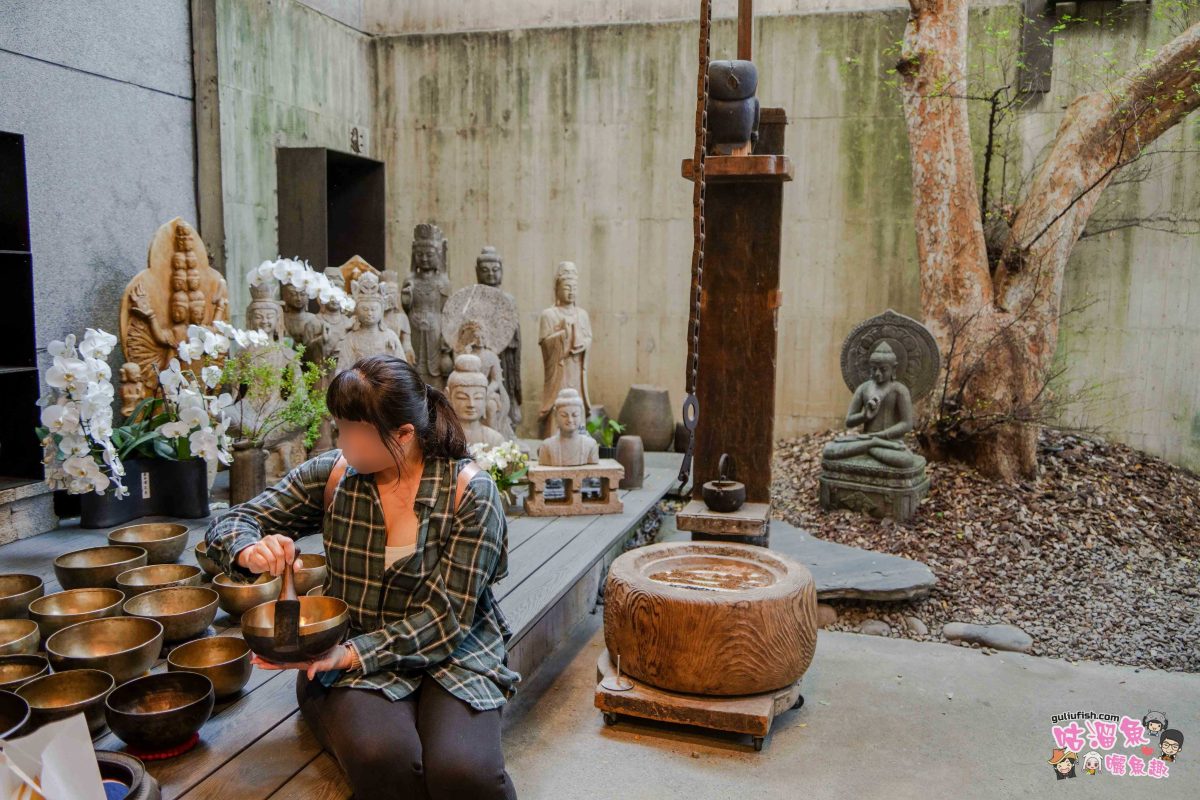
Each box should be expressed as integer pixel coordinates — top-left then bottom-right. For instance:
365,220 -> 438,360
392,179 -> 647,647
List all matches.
526,460 -> 624,516
818,454 -> 929,521
675,499 -> 770,547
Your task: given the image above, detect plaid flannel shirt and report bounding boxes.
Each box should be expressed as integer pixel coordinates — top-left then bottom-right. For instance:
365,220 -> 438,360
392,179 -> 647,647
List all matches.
204,448 -> 520,710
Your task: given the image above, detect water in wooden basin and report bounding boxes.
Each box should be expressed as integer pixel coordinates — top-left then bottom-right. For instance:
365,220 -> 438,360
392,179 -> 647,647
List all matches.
647,555 -> 776,592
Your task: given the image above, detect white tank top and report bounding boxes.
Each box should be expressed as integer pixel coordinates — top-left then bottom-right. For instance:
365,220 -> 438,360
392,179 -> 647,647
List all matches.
385,542 -> 417,567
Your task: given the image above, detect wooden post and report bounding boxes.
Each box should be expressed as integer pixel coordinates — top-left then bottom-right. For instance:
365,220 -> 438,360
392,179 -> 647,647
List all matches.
737,0 -> 753,61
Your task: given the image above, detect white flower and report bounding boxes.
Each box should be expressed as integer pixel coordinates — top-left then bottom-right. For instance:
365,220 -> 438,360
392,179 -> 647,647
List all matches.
112,482 -> 130,499
46,356 -> 88,393
179,404 -> 209,429
48,334 -> 77,359
160,359 -> 185,393
158,420 -> 192,439
79,328 -> 117,358
41,402 -> 81,434
178,338 -> 204,362
58,433 -> 90,457
189,427 -> 221,463
201,365 -> 223,389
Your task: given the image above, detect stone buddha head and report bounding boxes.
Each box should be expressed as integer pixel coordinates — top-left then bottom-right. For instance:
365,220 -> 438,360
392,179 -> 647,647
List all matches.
281,282 -> 310,311
412,223 -> 446,276
447,354 -> 488,425
247,281 -> 283,338
869,341 -> 898,386
476,246 -> 503,287
351,272 -> 384,327
553,388 -> 585,435
555,261 -> 578,306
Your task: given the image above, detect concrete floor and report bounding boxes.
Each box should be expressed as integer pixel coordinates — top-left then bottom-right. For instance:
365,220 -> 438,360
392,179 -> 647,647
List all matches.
501,614 -> 1199,799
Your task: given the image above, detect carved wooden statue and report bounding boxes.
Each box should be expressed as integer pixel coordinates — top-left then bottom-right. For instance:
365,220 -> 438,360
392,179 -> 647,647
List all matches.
337,271 -> 403,374
401,223 -> 452,389
447,354 -> 506,448
476,246 -> 523,428
537,261 -> 592,437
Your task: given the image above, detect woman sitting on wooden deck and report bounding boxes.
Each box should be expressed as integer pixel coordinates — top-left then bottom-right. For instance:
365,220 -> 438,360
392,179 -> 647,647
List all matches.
205,354 -> 520,800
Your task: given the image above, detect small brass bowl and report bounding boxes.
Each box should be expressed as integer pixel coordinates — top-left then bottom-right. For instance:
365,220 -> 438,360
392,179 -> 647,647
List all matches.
28,588 -> 125,639
116,563 -> 203,597
0,654 -> 50,692
124,587 -> 218,643
242,596 -> 350,663
54,545 -> 148,590
0,574 -> 44,619
45,617 -> 163,684
108,523 -> 190,564
212,573 -> 281,619
0,619 -> 39,656
292,554 -> 328,596
0,689 -> 30,739
305,585 -> 325,597
17,668 -> 114,736
193,541 -> 222,577
168,636 -> 252,698
105,671 -> 214,750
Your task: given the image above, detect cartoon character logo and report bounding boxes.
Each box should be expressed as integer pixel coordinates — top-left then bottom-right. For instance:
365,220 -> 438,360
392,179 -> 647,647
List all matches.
1143,711 -> 1168,738
1160,730 -> 1184,763
1082,751 -> 1103,775
1049,748 -> 1078,779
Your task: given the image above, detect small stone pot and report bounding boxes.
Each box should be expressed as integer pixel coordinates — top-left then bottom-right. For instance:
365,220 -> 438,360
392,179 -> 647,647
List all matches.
230,443 -> 268,506
618,386 -> 675,452
616,435 -> 645,490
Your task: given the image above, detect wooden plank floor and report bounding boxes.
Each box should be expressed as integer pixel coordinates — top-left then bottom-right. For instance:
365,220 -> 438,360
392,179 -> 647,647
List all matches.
1,455 -> 681,798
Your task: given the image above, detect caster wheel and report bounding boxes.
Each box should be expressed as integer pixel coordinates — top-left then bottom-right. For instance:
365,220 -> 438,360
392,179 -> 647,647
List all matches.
603,712 -> 619,726
753,737 -> 764,752
792,693 -> 805,710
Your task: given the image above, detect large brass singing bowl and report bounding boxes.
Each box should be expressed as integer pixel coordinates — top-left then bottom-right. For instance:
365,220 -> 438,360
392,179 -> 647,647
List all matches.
105,671 -> 214,750
168,636 -> 252,698
17,668 -> 115,736
0,619 -> 39,656
0,654 -> 50,692
292,554 -> 328,596
116,563 -> 203,597
54,545 -> 148,590
212,573 -> 281,619
241,596 -> 350,663
0,574 -> 44,619
28,588 -> 125,639
108,522 -> 190,564
0,689 -> 31,739
193,541 -> 222,577
124,586 -> 219,643
45,616 -> 164,684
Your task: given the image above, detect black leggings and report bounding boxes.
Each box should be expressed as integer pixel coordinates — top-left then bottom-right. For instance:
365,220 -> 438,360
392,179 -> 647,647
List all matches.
296,672 -> 517,800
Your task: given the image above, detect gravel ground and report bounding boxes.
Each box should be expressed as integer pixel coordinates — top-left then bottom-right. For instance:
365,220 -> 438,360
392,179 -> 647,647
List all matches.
770,429 -> 1200,673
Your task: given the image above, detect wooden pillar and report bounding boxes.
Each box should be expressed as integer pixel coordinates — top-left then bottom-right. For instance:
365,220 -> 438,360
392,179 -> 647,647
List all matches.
680,109 -> 792,507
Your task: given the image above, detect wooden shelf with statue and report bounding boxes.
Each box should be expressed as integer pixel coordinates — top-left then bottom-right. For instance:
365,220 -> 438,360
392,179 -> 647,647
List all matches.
526,389 -> 624,517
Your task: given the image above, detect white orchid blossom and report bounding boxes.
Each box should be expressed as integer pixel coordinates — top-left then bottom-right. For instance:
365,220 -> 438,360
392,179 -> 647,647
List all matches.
252,257 -> 355,315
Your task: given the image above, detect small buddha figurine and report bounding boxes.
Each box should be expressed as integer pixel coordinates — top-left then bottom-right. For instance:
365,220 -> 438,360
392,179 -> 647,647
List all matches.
821,341 -> 920,469
314,267 -> 353,365
337,271 -> 403,374
537,388 -> 599,467
476,246 -> 522,427
381,277 -> 417,365
455,320 -> 515,440
447,354 -> 506,448
118,363 -> 146,418
537,261 -> 592,437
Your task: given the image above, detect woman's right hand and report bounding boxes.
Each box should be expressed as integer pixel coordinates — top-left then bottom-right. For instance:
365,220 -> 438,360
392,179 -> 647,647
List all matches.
235,534 -> 302,576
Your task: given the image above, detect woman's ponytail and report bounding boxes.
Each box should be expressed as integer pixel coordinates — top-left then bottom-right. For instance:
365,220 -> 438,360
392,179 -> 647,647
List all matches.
422,383 -> 470,460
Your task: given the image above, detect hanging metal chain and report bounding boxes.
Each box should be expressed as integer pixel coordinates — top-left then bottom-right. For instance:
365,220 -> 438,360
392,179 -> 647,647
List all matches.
676,0 -> 713,491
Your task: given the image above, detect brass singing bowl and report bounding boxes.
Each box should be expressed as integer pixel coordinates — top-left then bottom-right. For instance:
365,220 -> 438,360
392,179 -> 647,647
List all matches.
168,636 -> 252,698
0,689 -> 31,739
241,596 -> 350,663
0,619 -> 39,656
54,545 -> 148,590
193,541 -> 222,577
212,573 -> 281,619
28,587 -> 126,639
0,574 -> 44,619
124,586 -> 218,643
45,616 -> 163,684
116,563 -> 203,597
17,668 -> 114,736
108,523 -> 190,564
0,654 -> 49,692
305,585 -> 325,597
105,671 -> 214,750
292,554 -> 328,595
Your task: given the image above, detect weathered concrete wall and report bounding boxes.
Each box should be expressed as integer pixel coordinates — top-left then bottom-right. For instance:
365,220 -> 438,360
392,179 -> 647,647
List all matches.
216,0 -> 377,324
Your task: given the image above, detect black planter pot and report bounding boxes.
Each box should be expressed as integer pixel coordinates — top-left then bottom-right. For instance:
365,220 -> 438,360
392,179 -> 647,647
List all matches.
598,445 -> 618,460
78,457 -> 210,529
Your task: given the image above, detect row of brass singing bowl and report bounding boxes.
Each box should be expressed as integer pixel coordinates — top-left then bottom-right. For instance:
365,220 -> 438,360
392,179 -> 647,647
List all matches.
0,689 -> 30,739
116,563 -> 203,597
124,586 -> 219,643
212,573 -> 281,618
28,587 -> 125,639
168,636 -> 253,698
0,654 -> 50,692
108,523 -> 189,564
0,574 -> 44,619
17,668 -> 114,736
45,616 -> 164,684
194,541 -> 223,577
105,671 -> 214,750
0,619 -> 39,655
54,545 -> 148,590
241,595 -> 350,662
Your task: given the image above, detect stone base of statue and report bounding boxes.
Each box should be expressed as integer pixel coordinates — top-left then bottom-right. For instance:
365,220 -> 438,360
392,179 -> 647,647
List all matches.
818,453 -> 929,522
525,460 -> 624,516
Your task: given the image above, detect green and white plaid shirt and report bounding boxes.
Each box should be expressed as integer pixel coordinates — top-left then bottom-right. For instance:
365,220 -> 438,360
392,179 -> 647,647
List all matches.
204,448 -> 520,710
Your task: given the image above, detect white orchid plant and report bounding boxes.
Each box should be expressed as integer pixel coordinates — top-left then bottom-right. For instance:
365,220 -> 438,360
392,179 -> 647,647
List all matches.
468,440 -> 530,503
249,257 -> 354,315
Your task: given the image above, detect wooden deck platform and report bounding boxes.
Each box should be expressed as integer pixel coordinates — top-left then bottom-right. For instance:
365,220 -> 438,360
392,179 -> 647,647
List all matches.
0,453 -> 681,798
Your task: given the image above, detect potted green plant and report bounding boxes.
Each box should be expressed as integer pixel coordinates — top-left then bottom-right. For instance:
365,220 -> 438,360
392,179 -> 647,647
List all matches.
586,416 -> 624,460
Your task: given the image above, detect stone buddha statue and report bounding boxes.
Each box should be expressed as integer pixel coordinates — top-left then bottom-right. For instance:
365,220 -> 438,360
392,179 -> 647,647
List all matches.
337,271 -> 403,374
381,276 -> 417,365
537,261 -> 592,437
476,246 -> 522,428
822,342 -> 919,469
246,280 -> 286,342
402,223 -> 452,389
455,320 -> 515,440
281,281 -> 324,360
448,354 -> 506,448
537,388 -> 599,467
314,267 -> 353,366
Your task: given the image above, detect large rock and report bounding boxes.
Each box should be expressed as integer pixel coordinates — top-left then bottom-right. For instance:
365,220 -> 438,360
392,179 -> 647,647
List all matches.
942,622 -> 1033,653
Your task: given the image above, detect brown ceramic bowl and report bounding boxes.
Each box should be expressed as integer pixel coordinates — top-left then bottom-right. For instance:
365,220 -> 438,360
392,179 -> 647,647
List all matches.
28,588 -> 125,639
0,574 -> 45,619
212,573 -> 281,619
0,654 -> 50,692
45,617 -> 163,684
168,636 -> 252,698
0,619 -> 39,656
116,563 -> 203,597
54,545 -> 148,590
17,668 -> 114,736
193,541 -> 222,577
0,689 -> 30,739
292,554 -> 328,596
241,595 -> 350,663
108,523 -> 189,564
123,587 -> 218,643
105,671 -> 214,750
